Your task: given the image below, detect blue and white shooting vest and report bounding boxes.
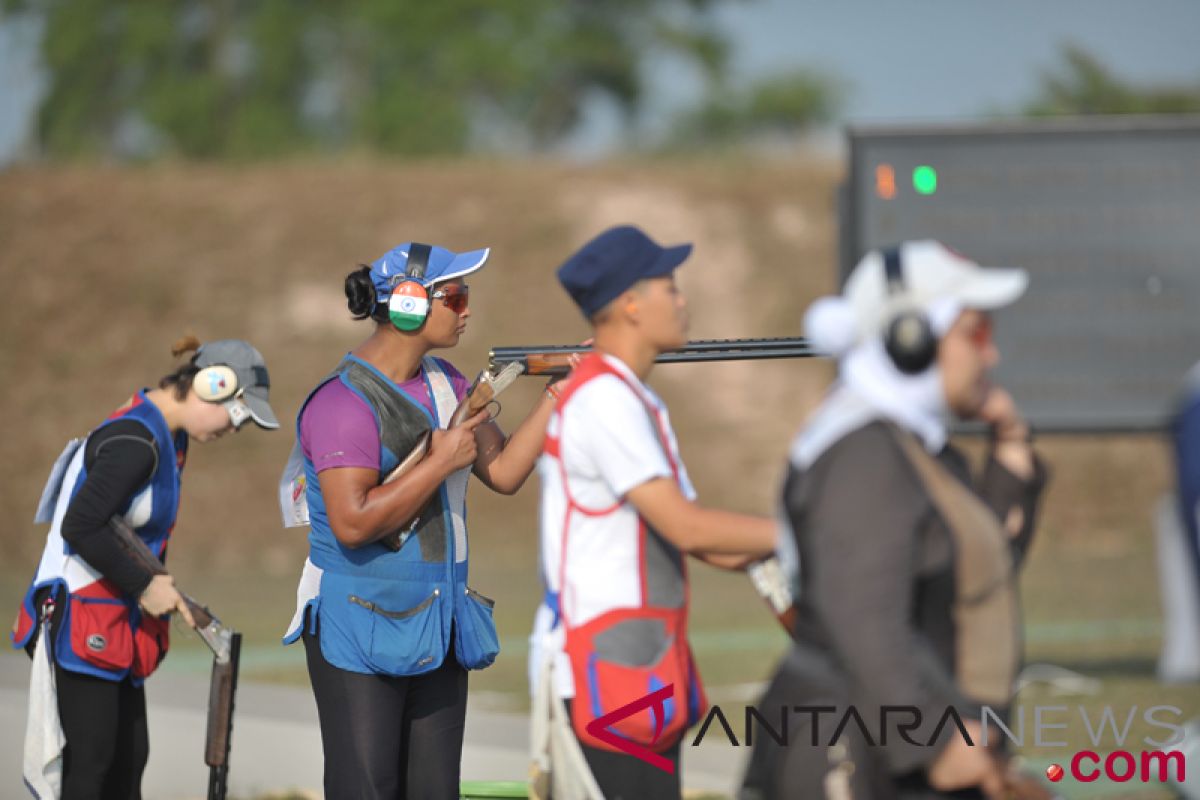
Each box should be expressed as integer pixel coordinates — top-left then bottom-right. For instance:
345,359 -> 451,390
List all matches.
12,392 -> 186,684
282,355 -> 499,675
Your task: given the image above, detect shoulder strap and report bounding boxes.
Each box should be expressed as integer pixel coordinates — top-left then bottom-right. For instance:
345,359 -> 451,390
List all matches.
582,357 -> 682,482
422,356 -> 458,428
888,427 -> 1019,705
34,439 -> 85,524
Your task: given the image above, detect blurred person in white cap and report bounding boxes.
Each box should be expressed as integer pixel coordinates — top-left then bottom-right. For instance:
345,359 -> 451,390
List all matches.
281,242 -> 567,798
740,241 -> 1051,800
12,335 -> 278,799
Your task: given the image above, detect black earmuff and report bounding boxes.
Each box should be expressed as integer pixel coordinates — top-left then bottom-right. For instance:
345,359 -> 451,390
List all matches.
388,242 -> 433,332
882,245 -> 937,375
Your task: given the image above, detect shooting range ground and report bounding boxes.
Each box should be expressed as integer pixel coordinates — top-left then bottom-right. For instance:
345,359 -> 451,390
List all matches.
1,160 -> 1195,799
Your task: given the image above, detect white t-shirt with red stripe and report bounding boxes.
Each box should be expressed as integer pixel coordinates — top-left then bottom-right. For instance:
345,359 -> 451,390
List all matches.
532,353 -> 696,698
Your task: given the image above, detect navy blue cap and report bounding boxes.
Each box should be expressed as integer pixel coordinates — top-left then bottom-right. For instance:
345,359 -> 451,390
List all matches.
556,226 -> 692,318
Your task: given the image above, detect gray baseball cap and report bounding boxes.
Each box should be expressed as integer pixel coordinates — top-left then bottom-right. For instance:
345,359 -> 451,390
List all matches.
195,339 -> 280,430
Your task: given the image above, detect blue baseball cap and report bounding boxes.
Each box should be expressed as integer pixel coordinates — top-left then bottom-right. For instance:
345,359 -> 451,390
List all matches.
556,226 -> 692,318
370,242 -> 490,301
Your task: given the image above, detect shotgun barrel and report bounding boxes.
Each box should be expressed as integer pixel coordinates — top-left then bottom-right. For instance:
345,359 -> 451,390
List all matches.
489,336 -> 820,378
205,632 -> 242,800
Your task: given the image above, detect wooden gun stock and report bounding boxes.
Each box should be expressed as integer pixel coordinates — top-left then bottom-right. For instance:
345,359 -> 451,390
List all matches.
451,378 -> 497,425
384,371 -> 501,489
108,515 -> 169,578
522,353 -> 576,377
373,363 -> 523,551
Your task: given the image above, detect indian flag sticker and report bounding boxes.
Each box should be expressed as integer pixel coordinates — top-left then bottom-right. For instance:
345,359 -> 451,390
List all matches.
389,282 -> 430,330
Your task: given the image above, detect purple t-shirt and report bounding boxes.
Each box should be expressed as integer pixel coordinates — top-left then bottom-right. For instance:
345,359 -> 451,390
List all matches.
300,358 -> 470,473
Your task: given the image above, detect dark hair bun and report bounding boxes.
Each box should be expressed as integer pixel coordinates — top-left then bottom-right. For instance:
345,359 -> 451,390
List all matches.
345,265 -> 378,320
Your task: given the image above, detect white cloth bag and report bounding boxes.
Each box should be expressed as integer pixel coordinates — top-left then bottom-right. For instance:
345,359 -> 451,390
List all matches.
23,616 -> 65,799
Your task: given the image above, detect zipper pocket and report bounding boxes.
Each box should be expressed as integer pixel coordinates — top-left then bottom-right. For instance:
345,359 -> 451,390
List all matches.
465,586 -> 494,609
348,589 -> 439,620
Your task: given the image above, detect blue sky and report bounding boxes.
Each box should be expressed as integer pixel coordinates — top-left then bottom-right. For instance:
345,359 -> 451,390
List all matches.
3,0 -> 1200,161
0,14 -> 42,163
709,0 -> 1200,122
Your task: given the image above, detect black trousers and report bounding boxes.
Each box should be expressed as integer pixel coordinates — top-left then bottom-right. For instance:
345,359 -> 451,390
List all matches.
55,662 -> 149,800
29,591 -> 149,800
566,701 -> 683,800
303,624 -> 468,800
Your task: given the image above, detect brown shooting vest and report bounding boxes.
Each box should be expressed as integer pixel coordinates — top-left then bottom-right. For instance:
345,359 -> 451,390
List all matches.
892,428 -> 1020,706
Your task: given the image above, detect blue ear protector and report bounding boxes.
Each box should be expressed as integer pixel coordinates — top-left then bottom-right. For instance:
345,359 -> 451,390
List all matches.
388,243 -> 433,332
882,246 -> 937,375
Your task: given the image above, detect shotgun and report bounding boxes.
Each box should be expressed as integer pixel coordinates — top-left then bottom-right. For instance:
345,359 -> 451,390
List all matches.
108,516 -> 239,800
489,336 -> 819,379
375,339 -> 815,549
108,516 -> 233,661
490,337 -> 816,637
375,362 -> 525,550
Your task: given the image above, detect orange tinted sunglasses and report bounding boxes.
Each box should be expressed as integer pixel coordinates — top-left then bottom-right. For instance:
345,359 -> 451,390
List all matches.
432,284 -> 469,314
968,314 -> 993,348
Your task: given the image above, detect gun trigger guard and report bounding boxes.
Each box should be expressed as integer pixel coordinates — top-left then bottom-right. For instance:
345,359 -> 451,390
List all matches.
484,399 -> 501,421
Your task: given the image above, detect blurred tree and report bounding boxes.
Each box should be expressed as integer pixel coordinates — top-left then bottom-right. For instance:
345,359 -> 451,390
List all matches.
1025,43 -> 1200,116
4,0 -> 737,158
666,68 -> 840,150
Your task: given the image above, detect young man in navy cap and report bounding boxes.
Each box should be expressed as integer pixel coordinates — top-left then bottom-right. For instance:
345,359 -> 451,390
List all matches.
531,226 -> 778,798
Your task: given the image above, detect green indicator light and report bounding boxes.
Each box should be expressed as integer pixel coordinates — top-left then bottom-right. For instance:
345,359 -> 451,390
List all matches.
913,165 -> 938,195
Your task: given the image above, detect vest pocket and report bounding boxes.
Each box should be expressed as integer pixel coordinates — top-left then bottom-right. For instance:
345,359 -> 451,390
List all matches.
454,586 -> 500,670
351,586 -> 446,676
566,612 -> 694,752
131,613 -> 170,679
68,595 -> 134,672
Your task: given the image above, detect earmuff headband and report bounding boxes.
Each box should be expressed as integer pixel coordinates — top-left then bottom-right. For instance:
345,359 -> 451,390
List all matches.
882,243 -> 937,375
405,243 -> 432,281
883,246 -> 904,294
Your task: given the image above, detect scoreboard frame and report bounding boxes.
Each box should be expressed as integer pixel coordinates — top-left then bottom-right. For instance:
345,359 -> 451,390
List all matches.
839,115 -> 1200,433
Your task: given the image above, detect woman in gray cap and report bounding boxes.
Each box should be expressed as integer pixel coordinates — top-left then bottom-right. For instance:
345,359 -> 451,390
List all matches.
14,335 -> 279,799
741,241 -> 1050,800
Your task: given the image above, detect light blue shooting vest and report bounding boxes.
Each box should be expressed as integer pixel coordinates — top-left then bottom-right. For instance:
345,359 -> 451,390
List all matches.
282,355 -> 499,676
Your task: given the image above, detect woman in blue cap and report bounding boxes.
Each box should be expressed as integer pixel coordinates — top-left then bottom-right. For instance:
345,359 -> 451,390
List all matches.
13,335 -> 279,799
283,242 -> 562,798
